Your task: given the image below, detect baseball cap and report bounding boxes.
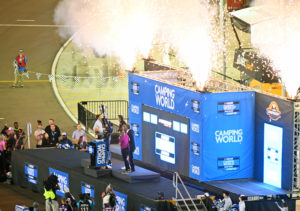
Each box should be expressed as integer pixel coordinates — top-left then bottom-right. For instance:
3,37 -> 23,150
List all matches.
62,132 -> 67,136
19,49 -> 24,53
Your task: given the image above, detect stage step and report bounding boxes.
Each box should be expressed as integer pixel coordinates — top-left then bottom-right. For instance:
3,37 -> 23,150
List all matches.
111,159 -> 160,183
174,198 -> 207,211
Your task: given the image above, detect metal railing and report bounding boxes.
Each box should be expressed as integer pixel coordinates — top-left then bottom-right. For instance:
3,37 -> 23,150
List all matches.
78,100 -> 128,133
173,172 -> 207,211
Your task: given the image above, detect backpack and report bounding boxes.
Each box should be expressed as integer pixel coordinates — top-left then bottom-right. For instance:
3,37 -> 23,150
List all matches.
109,192 -> 116,207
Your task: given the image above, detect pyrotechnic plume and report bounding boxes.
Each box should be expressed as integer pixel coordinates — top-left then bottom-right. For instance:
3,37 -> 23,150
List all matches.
251,0 -> 300,96
54,0 -> 216,89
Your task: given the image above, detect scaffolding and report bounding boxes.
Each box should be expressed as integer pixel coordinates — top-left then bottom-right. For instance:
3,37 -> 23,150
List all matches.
293,102 -> 300,191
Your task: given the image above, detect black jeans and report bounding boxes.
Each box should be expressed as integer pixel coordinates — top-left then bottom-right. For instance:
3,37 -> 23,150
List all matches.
121,148 -> 130,171
129,148 -> 135,170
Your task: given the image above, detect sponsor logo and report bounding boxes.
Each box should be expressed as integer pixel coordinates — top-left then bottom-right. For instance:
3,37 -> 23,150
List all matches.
191,142 -> 200,156
192,165 -> 200,175
131,123 -> 139,136
131,104 -> 139,114
191,123 -> 200,133
266,101 -> 281,121
215,129 -> 243,144
217,101 -> 240,115
155,85 -> 175,110
96,143 -> 106,166
131,82 -> 140,95
191,100 -> 200,113
134,146 -> 140,155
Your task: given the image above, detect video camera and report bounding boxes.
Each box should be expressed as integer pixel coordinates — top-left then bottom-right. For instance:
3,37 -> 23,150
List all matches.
100,104 -> 113,136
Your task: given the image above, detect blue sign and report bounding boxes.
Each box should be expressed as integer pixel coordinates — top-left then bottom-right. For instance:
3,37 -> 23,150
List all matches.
81,182 -> 95,199
24,162 -> 38,184
115,190 -> 127,211
49,168 -> 69,197
95,142 -> 107,167
129,73 -> 255,181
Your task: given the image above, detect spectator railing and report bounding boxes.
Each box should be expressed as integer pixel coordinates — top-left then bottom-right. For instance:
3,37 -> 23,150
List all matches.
78,100 -> 128,133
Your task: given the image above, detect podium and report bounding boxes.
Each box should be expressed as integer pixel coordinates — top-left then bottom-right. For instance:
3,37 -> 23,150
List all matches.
88,141 -> 107,168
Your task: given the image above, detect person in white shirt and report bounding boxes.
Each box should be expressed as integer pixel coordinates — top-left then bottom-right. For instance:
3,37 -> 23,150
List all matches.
93,115 -> 104,136
72,124 -> 86,144
239,195 -> 245,211
275,200 -> 288,211
220,192 -> 232,211
34,122 -> 45,148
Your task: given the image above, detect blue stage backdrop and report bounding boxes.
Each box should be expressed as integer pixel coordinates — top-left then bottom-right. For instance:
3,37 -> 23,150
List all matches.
129,74 -> 255,181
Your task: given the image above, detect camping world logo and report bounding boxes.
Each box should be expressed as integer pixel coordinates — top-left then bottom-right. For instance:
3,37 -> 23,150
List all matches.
266,101 -> 281,121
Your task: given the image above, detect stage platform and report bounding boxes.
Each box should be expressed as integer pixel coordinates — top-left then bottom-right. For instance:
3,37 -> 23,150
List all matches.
81,158 -> 160,183
12,148 -> 204,211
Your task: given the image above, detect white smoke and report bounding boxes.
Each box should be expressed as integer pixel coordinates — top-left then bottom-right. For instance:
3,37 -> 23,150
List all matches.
251,0 -> 300,96
54,0 -> 215,88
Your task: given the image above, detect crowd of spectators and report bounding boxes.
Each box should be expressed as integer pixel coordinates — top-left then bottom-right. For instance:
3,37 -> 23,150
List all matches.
0,119 -> 88,182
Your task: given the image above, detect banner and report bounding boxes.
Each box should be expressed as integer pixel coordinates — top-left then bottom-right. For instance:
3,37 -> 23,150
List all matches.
201,92 -> 255,181
24,162 -> 38,184
81,182 -> 95,199
49,168 -> 69,197
115,190 -> 127,211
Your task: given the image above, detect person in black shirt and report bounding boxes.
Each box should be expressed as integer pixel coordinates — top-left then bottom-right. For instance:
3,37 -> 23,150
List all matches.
45,119 -> 61,137
45,124 -> 61,147
118,115 -> 126,132
124,124 -> 135,172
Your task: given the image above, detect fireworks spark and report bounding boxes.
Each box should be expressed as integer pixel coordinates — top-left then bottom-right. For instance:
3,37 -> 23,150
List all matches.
251,0 -> 300,96
54,0 -> 217,88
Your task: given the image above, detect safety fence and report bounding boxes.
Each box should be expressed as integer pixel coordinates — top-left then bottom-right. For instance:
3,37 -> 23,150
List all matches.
78,100 -> 128,133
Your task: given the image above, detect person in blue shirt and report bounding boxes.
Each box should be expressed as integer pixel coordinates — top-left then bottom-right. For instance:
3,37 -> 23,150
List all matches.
13,49 -> 28,88
57,132 -> 73,149
76,193 -> 94,211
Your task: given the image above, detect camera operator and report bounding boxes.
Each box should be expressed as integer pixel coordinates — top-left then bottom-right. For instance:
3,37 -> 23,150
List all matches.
43,174 -> 59,211
102,184 -> 116,211
77,193 -> 94,211
100,104 -> 113,167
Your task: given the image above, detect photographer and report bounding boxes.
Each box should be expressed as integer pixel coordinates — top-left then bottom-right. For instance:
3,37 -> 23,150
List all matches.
59,197 -> 72,211
77,193 -> 94,211
102,184 -> 116,211
43,174 -> 59,211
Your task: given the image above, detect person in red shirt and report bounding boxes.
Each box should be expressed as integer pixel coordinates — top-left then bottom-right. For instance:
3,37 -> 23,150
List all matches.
13,49 -> 28,88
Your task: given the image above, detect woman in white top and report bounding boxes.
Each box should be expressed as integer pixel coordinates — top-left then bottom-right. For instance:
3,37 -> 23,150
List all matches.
238,195 -> 245,211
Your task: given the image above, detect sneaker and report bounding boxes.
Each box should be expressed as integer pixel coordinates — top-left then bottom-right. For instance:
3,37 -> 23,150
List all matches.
11,85 -> 16,88
121,166 -> 126,170
130,169 -> 135,172
107,164 -> 112,169
121,170 -> 129,174
19,85 -> 24,88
